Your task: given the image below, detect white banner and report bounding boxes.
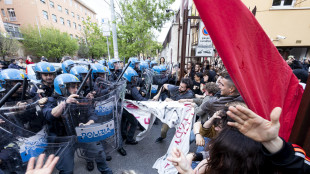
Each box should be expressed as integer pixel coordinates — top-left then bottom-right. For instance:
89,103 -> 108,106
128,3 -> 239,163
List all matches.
124,100 -> 194,174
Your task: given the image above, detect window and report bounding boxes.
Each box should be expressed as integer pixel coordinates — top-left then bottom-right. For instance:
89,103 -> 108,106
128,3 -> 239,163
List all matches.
60,17 -> 64,25
58,5 -> 62,11
80,6 -> 82,11
272,0 -> 295,6
52,14 -> 57,22
77,14 -> 80,20
1,9 -> 5,16
8,8 -> 16,21
71,12 -> 74,18
65,9 -> 69,14
74,2 -> 77,9
70,34 -> 73,39
69,0 -> 72,6
73,22 -> 76,29
83,26 -> 85,31
40,0 -> 45,3
81,17 -> 84,21
42,10 -> 48,20
5,0 -> 12,5
67,20 -> 71,27
78,24 -> 81,30
49,1 -> 54,8
75,35 -> 79,39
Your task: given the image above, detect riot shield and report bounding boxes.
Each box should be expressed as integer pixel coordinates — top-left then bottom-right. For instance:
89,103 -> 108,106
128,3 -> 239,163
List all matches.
0,98 -> 74,173
142,69 -> 153,98
61,93 -> 120,160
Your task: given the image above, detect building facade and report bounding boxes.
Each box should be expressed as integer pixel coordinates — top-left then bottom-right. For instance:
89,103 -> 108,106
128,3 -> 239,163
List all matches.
0,0 -> 97,39
241,0 -> 310,60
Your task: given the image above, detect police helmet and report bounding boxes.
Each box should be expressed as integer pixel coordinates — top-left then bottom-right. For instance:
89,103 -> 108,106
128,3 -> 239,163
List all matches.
99,59 -> 107,66
150,61 -> 158,68
0,69 -> 27,91
152,65 -> 162,74
123,67 -> 138,83
34,62 -> 56,80
128,57 -> 140,69
140,61 -> 149,72
62,60 -> 75,73
108,58 -> 120,70
54,73 -> 80,96
91,63 -> 109,80
159,65 -> 167,72
70,66 -> 88,81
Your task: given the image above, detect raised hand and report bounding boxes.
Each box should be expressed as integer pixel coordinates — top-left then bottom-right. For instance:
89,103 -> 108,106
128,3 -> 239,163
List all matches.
167,148 -> 193,174
26,154 -> 59,174
227,105 -> 282,142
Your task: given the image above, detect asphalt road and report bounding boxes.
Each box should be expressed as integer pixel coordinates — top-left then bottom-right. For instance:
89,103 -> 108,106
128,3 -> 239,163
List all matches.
71,121 -> 195,174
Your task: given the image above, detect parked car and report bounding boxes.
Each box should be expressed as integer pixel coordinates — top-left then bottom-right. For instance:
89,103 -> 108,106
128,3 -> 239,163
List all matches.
26,63 -> 62,84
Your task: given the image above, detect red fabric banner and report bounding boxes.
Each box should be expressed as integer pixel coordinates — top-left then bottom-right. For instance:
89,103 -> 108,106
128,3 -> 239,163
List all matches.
193,0 -> 304,140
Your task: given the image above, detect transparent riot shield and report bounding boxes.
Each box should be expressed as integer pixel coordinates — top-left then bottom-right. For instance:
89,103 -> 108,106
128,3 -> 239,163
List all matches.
142,69 -> 153,98
61,93 -> 120,160
0,98 -> 74,173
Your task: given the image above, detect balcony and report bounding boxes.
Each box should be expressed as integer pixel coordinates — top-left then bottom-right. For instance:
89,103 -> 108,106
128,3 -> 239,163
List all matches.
7,31 -> 23,40
9,17 -> 17,21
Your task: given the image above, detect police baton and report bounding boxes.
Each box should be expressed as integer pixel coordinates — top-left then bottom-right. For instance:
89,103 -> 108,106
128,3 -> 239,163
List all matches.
20,77 -> 28,101
88,64 -> 93,91
116,61 -> 131,83
77,68 -> 92,95
0,82 -> 22,107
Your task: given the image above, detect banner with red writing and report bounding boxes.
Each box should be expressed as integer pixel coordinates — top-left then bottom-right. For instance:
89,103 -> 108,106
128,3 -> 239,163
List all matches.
123,100 -> 194,174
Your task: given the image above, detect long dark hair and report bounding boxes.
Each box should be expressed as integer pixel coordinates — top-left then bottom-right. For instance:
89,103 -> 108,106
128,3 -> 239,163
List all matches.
204,126 -> 274,174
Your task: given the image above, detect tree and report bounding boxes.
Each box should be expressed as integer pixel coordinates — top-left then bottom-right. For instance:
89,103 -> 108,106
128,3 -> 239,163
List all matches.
21,26 -> 78,60
0,33 -> 20,60
82,17 -> 108,58
77,40 -> 89,58
117,0 -> 173,58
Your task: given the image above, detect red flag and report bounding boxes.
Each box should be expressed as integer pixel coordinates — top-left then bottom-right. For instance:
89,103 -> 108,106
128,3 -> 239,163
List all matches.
193,0 -> 304,140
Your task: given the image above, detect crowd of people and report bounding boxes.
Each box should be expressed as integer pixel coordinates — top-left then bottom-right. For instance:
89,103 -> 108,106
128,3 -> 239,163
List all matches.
0,54 -> 309,174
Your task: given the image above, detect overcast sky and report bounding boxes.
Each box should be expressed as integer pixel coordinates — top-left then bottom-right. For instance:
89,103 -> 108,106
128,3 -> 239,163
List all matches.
80,0 -> 181,43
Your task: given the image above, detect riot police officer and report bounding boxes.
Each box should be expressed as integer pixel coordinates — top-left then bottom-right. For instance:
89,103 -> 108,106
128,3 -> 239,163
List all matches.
108,59 -> 122,81
42,74 -> 112,174
91,63 -> 111,97
61,59 -> 75,73
121,67 -> 148,145
99,59 -> 107,66
0,69 -> 45,172
150,60 -> 158,68
128,57 -> 141,75
30,62 -> 56,98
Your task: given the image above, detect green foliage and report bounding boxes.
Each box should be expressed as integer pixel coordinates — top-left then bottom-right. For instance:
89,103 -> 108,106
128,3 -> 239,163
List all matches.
77,41 -> 89,58
0,33 -> 20,60
21,26 -> 78,59
82,17 -> 108,58
117,0 -> 173,58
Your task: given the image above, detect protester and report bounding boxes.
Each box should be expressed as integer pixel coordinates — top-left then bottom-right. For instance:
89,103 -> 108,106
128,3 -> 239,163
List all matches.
17,57 -> 27,69
26,56 -> 34,64
184,62 -> 195,80
41,56 -> 48,62
8,59 -> 25,70
202,60 -> 210,72
160,57 -> 165,65
293,69 -> 308,89
192,72 -> 203,95
153,78 -> 195,142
